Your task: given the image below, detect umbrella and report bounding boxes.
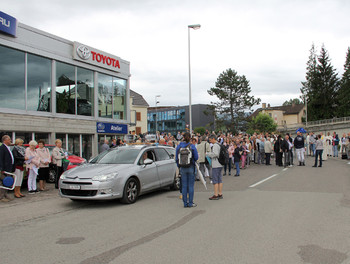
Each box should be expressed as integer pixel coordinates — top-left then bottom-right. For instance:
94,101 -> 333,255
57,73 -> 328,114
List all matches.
195,163 -> 207,190
296,127 -> 307,133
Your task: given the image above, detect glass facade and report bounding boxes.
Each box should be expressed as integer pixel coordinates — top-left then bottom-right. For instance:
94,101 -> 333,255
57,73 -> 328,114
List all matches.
148,108 -> 186,134
0,44 -> 127,120
0,45 -> 25,110
56,62 -> 76,114
27,54 -> 51,112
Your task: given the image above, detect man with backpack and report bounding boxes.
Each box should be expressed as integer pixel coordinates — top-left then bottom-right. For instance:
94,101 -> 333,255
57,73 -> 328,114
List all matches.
176,132 -> 198,208
206,135 -> 224,200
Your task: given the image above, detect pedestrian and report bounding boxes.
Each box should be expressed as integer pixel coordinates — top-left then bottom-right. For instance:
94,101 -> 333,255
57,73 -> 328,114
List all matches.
52,139 -> 66,189
294,131 -> 306,166
197,135 -> 211,180
233,140 -> 242,176
37,140 -> 51,191
223,138 -> 232,176
274,135 -> 283,166
207,135 -> 223,200
332,132 -> 339,157
25,140 -> 41,194
259,137 -> 266,164
175,132 -> 198,208
0,135 -> 15,202
264,137 -> 272,165
241,140 -> 248,169
309,132 -> 316,156
12,138 -> 26,198
281,135 -> 291,168
313,134 -> 323,167
325,132 -> 332,157
101,139 -> 110,152
340,133 -> 347,156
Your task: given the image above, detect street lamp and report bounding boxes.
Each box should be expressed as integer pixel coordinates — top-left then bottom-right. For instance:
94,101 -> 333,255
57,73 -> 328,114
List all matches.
188,24 -> 201,134
155,95 -> 161,134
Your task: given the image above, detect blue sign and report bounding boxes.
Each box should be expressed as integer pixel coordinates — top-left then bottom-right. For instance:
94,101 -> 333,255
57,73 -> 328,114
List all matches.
97,122 -> 128,134
0,11 -> 17,37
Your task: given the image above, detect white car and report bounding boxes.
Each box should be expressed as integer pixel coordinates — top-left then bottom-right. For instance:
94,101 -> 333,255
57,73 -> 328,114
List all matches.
59,144 -> 179,203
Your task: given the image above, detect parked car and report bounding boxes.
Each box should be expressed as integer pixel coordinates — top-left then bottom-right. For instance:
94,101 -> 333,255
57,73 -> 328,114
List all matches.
59,144 -> 179,204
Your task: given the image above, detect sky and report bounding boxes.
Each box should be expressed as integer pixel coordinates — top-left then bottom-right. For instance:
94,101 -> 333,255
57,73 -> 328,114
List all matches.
2,0 -> 350,110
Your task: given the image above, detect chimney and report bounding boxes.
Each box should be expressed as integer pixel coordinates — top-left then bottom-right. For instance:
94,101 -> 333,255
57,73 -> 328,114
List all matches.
262,103 -> 266,109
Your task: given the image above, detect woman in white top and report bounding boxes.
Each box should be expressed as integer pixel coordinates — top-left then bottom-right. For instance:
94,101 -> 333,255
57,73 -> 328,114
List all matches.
25,140 -> 40,194
37,140 -> 51,191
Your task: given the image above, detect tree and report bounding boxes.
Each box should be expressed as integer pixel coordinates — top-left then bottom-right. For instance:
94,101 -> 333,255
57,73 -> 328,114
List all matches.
337,47 -> 350,117
282,98 -> 301,106
194,126 -> 206,135
248,113 -> 277,134
207,68 -> 261,133
300,44 -> 340,121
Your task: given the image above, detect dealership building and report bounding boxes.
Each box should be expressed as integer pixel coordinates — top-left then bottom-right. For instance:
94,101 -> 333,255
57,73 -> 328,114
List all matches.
0,11 -> 131,159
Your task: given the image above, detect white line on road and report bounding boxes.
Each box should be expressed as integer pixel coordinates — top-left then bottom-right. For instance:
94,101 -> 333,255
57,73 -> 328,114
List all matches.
249,174 -> 279,188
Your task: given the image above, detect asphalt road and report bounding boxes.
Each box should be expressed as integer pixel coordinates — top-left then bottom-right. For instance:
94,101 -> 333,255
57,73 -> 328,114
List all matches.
1,156 -> 350,264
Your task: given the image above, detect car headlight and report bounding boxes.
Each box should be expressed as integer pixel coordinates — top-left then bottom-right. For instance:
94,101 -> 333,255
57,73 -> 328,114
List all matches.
60,172 -> 67,180
92,172 -> 118,182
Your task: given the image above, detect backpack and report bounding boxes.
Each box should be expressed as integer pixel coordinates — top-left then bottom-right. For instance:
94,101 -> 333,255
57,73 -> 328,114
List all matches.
217,143 -> 229,166
178,143 -> 192,168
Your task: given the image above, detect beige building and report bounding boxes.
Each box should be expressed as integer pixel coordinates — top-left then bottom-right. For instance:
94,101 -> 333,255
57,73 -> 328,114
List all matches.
129,90 -> 149,135
251,103 -> 306,130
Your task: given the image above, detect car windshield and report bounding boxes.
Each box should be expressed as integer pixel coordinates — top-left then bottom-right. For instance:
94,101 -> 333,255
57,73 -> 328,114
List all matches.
91,148 -> 141,164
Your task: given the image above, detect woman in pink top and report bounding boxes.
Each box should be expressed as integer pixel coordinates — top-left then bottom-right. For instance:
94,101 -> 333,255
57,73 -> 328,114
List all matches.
241,141 -> 248,169
37,140 -> 51,191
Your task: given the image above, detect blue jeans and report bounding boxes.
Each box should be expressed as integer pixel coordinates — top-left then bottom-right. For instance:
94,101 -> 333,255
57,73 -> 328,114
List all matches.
224,158 -> 232,174
333,145 -> 338,157
314,150 -> 323,167
235,161 -> 240,175
180,166 -> 195,207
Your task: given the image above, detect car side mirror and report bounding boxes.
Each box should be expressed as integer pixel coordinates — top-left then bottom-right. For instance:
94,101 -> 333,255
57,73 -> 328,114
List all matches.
144,158 -> 153,166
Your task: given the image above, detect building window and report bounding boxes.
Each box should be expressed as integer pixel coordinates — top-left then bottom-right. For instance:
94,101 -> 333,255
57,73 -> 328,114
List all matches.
0,45 -> 25,110
112,78 -> 126,120
56,62 -> 75,114
27,54 -> 51,112
136,112 -> 141,121
77,67 -> 94,116
98,73 -> 113,118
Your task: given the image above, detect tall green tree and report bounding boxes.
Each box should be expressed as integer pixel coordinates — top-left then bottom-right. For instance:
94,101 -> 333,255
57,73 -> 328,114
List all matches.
301,44 -> 340,121
337,47 -> 350,117
282,98 -> 301,106
208,68 -> 261,133
248,113 -> 277,134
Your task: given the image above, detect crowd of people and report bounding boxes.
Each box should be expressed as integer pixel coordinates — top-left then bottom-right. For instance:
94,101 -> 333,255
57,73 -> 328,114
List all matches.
0,135 -> 68,202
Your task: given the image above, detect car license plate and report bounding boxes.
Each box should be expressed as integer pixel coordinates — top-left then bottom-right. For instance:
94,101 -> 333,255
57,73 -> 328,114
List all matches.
69,185 -> 81,190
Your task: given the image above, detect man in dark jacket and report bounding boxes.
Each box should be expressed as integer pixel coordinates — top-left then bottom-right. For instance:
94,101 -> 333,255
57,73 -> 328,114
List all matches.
294,131 -> 305,166
274,135 -> 283,166
0,135 -> 15,202
281,135 -> 291,168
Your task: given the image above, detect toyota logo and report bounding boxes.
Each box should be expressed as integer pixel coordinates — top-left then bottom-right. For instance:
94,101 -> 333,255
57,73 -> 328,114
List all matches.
77,45 -> 91,60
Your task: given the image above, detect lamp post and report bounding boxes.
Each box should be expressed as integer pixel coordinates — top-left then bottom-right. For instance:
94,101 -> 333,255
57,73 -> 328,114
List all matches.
155,95 -> 161,134
188,24 -> 201,134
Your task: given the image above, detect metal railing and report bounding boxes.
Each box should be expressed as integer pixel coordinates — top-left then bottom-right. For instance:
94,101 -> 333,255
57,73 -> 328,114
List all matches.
306,116 -> 350,127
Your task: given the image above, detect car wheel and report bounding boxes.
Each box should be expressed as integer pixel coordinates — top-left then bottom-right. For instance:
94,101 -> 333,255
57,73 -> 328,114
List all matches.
121,178 -> 139,204
47,169 -> 56,183
170,174 -> 180,191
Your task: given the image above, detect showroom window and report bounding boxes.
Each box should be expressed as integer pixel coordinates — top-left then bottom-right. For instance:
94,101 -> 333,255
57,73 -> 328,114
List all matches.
56,62 -> 75,114
0,45 -> 25,110
113,78 -> 126,120
27,54 -> 51,112
77,67 -> 94,116
98,73 -> 113,118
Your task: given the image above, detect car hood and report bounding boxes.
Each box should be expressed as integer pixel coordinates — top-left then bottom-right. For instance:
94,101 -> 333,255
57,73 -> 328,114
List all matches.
63,163 -> 134,179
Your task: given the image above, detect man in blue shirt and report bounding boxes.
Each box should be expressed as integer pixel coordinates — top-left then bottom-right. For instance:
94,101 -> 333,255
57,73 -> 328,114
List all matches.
176,132 -> 198,208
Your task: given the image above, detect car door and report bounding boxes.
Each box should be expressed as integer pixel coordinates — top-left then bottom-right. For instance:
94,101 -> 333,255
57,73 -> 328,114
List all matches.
154,148 -> 176,187
137,150 -> 161,192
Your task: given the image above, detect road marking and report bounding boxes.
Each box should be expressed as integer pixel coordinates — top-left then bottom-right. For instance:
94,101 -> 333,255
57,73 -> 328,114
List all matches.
249,174 -> 279,188
348,162 -> 350,165
283,168 -> 288,171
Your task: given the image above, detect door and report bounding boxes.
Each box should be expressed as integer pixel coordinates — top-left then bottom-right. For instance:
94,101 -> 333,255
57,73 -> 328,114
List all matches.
137,150 -> 160,192
154,148 -> 176,187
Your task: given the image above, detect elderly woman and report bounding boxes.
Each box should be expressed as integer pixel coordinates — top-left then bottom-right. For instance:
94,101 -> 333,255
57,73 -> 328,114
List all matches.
12,138 -> 27,198
37,140 -> 51,191
25,140 -> 40,194
52,139 -> 66,189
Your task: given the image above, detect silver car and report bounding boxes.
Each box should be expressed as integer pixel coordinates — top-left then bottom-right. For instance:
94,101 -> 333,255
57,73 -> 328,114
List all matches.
59,144 -> 179,204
